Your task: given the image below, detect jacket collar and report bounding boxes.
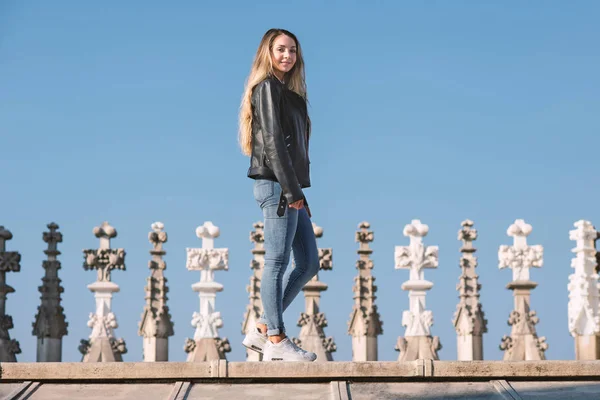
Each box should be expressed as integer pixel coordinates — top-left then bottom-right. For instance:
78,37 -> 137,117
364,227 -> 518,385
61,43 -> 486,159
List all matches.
268,73 -> 287,87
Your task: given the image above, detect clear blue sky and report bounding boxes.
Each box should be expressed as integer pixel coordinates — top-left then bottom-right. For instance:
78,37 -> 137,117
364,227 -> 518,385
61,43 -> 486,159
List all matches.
1,1 -> 599,363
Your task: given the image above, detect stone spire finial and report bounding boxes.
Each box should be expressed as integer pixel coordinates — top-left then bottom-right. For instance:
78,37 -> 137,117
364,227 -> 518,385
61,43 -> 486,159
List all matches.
452,220 -> 487,360
83,221 -> 126,282
242,222 -> 265,361
347,222 -> 383,361
79,221 -> 127,362
138,222 -> 174,362
568,220 -> 600,360
196,221 -> 220,249
498,219 -> 547,361
33,222 -> 68,362
0,226 -> 22,362
499,219 -> 543,282
394,219 -> 441,361
294,222 -> 336,361
184,221 -> 231,362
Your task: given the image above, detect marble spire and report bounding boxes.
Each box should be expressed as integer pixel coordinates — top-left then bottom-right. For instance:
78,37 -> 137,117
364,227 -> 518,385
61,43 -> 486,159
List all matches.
0,226 -> 21,362
568,220 -> 600,360
347,221 -> 383,361
184,222 -> 231,361
498,219 -> 547,361
294,222 -> 336,361
453,220 -> 487,360
33,222 -> 68,362
394,219 -> 441,361
138,222 -> 174,361
241,222 -> 265,361
79,221 -> 127,362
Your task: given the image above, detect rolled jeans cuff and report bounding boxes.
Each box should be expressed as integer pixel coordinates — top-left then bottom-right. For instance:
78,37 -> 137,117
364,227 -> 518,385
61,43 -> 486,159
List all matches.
258,316 -> 284,336
267,327 -> 284,336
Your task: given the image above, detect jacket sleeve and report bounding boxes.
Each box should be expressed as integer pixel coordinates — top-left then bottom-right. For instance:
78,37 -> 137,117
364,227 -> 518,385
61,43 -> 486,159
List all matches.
254,80 -> 304,204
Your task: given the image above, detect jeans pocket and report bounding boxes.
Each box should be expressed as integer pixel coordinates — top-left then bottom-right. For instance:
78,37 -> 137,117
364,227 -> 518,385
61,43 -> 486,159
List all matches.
253,179 -> 274,204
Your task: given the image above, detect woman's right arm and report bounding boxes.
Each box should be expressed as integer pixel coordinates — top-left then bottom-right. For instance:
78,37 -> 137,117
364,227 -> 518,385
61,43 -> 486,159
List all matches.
254,80 -> 304,204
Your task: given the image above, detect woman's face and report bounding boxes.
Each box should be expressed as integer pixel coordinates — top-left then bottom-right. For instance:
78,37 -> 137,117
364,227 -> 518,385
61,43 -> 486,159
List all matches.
271,34 -> 297,76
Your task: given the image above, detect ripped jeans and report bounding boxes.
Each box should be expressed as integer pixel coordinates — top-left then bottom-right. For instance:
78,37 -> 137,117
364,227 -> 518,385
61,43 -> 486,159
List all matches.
253,179 -> 320,336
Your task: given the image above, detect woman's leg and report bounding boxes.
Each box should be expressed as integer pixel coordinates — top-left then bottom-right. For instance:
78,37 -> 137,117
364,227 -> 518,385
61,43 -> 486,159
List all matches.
258,206 -> 319,328
254,180 -> 298,337
281,207 -> 320,311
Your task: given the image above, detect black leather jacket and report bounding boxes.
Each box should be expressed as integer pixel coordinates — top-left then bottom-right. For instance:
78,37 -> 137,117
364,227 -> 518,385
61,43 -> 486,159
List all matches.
247,76 -> 311,210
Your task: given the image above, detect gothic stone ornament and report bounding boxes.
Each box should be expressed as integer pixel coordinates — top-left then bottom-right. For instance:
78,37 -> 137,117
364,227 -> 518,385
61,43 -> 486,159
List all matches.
568,220 -> 600,360
394,220 -> 441,361
452,220 -> 487,361
498,219 -> 547,361
138,222 -> 174,362
32,223 -> 69,362
294,222 -> 336,362
0,226 -> 22,362
499,220 -> 543,282
83,222 -> 126,282
80,222 -> 127,362
347,222 -> 383,361
241,222 -> 265,361
184,222 -> 231,362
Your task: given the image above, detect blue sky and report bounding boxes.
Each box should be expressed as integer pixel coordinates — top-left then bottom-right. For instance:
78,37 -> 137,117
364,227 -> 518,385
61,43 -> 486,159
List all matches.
1,1 -> 599,363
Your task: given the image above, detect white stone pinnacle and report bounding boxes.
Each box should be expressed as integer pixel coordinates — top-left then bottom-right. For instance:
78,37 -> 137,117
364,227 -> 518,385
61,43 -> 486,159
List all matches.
498,219 -> 547,361
80,222 -> 127,362
33,222 -> 68,362
348,222 -> 382,361
0,226 -> 21,362
185,222 -> 230,361
568,220 -> 600,338
453,220 -> 487,361
395,219 -> 438,334
138,221 -> 174,362
394,219 -> 441,361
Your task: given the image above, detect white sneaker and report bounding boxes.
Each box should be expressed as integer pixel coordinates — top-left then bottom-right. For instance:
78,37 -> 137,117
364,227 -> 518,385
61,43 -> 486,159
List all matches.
242,328 -> 268,354
263,338 -> 317,362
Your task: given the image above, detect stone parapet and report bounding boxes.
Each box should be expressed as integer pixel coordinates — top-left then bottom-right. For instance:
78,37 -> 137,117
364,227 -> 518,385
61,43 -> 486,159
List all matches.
3,360 -> 600,382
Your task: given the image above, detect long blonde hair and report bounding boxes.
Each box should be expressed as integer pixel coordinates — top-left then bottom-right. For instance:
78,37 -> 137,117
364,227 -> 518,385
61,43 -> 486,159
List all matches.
239,28 -> 307,156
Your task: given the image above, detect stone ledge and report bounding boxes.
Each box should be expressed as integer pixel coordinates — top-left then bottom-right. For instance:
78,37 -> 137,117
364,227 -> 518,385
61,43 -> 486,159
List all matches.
432,360 -> 600,378
1,360 -> 600,382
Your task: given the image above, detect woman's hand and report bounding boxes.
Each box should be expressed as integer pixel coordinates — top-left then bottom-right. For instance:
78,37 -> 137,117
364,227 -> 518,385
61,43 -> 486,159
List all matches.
289,199 -> 311,217
288,199 -> 304,209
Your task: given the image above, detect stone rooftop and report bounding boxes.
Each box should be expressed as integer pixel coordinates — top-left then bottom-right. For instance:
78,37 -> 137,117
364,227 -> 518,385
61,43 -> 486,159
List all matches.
1,360 -> 600,399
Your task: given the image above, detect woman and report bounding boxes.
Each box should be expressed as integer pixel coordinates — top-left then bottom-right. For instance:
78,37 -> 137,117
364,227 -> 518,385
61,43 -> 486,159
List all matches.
239,28 -> 319,362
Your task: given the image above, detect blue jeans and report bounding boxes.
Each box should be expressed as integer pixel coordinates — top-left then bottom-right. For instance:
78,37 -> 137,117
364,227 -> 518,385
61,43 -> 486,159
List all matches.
253,179 -> 320,336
